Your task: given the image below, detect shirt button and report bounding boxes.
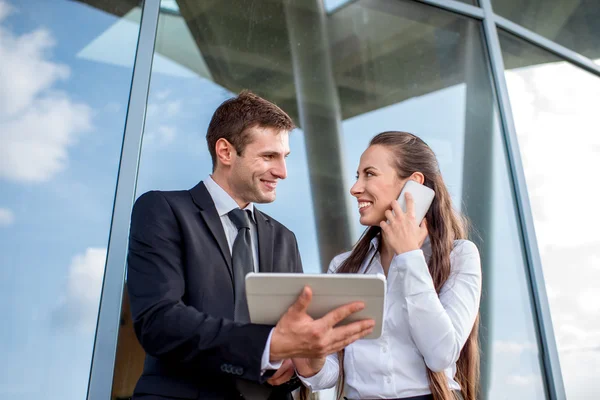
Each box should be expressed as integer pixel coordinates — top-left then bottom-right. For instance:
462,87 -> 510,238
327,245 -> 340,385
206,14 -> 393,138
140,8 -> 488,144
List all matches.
386,377 -> 391,384
382,346 -> 388,353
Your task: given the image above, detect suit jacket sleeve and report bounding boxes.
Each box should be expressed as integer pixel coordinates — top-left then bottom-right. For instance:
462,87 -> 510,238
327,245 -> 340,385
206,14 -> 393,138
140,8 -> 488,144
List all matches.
126,191 -> 273,382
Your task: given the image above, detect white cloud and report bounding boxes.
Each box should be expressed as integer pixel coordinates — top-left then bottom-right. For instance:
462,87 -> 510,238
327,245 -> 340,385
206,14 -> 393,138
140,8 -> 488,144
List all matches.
52,247 -> 106,331
145,125 -> 177,147
0,207 -> 15,226
143,91 -> 182,148
505,59 -> 600,399
588,254 -> 600,271
493,340 -> 536,355
506,374 -> 540,386
545,284 -> 559,300
104,101 -> 122,113
155,90 -> 170,100
0,2 -> 93,183
506,63 -> 600,251
156,125 -> 176,144
147,99 -> 182,119
559,350 -> 600,399
577,289 -> 600,315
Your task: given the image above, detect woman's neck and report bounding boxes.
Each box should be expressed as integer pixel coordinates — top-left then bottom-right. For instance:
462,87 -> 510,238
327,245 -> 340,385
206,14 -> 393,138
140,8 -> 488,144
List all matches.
379,236 -> 396,276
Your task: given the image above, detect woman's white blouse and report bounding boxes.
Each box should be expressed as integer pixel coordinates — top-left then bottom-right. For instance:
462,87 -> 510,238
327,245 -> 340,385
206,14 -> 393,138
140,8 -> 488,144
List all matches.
299,238 -> 482,399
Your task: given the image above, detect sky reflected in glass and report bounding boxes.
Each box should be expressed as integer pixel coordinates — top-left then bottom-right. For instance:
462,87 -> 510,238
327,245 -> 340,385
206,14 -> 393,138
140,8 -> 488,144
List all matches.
0,1 -> 140,399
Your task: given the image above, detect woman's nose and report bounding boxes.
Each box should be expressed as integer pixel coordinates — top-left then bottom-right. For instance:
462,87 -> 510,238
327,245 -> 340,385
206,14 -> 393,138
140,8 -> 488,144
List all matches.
350,180 -> 363,196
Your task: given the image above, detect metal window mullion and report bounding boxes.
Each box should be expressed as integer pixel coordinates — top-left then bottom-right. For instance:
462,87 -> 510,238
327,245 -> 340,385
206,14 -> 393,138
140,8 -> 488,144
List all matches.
86,1 -> 160,399
479,0 -> 566,399
415,0 -> 485,19
494,14 -> 600,78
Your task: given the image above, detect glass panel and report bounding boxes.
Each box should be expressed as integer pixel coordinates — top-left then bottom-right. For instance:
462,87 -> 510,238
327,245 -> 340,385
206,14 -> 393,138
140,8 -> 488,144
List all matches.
112,1 -> 544,399
492,0 -> 600,65
499,30 -> 600,400
324,0 -> 478,12
0,1 -> 140,399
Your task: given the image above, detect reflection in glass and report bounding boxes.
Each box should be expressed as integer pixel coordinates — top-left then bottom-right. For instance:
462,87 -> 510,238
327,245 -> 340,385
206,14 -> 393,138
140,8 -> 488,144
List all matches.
0,1 -> 140,400
110,0 -> 545,399
500,30 -> 600,400
492,0 -> 600,65
324,0 -> 479,12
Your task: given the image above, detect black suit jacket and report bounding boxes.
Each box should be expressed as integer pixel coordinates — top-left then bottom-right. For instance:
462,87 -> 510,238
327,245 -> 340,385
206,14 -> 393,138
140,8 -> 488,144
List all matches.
126,181 -> 303,399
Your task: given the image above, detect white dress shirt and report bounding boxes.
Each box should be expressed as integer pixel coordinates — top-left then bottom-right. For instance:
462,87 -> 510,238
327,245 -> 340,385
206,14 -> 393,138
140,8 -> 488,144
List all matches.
299,236 -> 481,399
204,176 -> 282,374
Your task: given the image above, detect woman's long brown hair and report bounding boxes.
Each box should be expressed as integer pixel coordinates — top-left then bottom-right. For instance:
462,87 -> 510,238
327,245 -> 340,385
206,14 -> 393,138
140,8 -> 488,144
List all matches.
327,132 -> 480,400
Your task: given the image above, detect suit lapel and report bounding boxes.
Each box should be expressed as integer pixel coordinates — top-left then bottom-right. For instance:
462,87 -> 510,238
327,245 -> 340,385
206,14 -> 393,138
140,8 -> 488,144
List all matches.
255,209 -> 274,273
190,182 -> 233,279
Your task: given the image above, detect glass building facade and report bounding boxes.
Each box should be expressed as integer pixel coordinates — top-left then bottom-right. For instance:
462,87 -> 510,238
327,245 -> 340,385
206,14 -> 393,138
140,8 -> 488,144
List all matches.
0,0 -> 598,399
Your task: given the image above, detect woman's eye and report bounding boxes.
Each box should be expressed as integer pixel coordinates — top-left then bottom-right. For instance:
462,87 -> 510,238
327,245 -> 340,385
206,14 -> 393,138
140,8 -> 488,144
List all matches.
366,172 -> 374,177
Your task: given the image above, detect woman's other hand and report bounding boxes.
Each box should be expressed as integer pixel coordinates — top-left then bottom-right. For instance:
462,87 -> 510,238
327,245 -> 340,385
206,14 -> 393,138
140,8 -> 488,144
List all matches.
380,192 -> 428,255
292,357 -> 326,378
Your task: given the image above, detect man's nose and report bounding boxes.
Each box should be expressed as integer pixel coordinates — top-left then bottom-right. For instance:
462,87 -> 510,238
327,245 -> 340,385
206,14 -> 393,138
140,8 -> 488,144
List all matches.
273,158 -> 287,180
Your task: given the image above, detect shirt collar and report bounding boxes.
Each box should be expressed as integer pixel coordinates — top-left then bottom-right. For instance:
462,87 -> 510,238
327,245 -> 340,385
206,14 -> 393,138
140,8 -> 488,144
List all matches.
204,175 -> 255,222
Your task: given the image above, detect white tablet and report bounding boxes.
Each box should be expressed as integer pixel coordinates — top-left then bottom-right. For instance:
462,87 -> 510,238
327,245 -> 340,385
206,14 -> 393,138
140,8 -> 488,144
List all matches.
245,273 -> 386,340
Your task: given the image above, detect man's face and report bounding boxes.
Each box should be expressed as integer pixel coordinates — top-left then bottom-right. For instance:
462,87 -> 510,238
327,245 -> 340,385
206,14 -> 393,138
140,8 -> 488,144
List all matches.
229,126 -> 290,205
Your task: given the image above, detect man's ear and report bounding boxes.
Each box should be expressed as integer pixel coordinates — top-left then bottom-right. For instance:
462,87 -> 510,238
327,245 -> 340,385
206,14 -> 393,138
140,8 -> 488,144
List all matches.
409,172 -> 425,185
215,138 -> 235,167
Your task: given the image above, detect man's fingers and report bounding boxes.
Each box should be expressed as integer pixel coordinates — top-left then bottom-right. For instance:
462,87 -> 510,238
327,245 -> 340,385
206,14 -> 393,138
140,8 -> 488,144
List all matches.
321,301 -> 365,327
329,318 -> 375,344
329,326 -> 374,354
288,286 -> 312,315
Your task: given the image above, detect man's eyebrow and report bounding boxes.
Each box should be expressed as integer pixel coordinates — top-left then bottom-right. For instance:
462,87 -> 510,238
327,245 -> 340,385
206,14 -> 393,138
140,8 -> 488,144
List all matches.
259,150 -> 291,157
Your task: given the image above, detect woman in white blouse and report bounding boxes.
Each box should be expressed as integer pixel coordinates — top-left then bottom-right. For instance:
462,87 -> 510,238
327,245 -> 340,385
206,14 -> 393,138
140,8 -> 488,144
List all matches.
294,132 -> 482,400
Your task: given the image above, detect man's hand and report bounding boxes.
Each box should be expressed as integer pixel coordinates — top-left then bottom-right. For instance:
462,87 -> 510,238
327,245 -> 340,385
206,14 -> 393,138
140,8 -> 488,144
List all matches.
267,359 -> 296,386
269,286 -> 375,361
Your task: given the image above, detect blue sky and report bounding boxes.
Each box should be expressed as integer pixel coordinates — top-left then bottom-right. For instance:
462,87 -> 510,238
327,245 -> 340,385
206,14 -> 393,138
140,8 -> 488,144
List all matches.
0,1 -> 570,399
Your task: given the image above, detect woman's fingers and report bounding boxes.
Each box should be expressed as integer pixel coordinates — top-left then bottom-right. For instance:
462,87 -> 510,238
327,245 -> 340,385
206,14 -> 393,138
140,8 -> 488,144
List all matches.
418,218 -> 429,246
404,192 -> 416,219
384,209 -> 395,224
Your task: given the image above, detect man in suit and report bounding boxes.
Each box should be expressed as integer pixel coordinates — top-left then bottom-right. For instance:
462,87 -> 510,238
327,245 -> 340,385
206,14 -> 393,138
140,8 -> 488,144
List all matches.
126,91 -> 374,400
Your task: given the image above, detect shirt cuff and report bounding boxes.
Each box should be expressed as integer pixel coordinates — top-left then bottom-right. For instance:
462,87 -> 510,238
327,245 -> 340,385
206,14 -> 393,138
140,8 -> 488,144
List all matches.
390,249 -> 436,296
296,360 -> 332,391
261,328 -> 283,374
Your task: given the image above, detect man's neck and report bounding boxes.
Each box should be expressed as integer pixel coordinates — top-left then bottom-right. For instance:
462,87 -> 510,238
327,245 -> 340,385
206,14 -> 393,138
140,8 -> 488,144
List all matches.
210,172 -> 250,209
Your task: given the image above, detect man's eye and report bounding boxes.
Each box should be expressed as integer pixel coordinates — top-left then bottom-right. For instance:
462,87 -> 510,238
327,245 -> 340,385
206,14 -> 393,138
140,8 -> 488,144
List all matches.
366,172 -> 374,177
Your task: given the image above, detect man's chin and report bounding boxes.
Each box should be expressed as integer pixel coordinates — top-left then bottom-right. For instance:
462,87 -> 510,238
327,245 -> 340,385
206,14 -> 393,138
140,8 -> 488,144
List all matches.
254,191 -> 276,204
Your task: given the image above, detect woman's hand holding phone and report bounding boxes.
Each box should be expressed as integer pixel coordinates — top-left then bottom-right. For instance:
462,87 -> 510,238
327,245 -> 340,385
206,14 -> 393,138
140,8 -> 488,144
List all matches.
380,193 -> 428,255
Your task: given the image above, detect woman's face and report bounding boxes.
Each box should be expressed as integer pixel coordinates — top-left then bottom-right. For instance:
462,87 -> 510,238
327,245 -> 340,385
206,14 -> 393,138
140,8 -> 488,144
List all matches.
351,145 -> 407,227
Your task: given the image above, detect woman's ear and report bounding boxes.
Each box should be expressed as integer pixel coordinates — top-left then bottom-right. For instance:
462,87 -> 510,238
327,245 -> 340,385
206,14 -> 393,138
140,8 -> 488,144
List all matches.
409,172 -> 425,185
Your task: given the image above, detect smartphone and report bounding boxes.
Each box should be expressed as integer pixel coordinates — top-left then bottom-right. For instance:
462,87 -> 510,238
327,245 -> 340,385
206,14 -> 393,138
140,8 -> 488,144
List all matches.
397,180 -> 435,224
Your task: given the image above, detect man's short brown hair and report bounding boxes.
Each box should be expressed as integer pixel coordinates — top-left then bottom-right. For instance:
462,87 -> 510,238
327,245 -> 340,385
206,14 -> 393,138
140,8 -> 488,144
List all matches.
206,90 -> 295,170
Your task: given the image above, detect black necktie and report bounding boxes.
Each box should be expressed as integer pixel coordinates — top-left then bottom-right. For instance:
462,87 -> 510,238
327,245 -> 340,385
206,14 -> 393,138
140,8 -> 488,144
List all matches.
228,208 -> 253,323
